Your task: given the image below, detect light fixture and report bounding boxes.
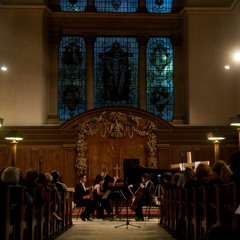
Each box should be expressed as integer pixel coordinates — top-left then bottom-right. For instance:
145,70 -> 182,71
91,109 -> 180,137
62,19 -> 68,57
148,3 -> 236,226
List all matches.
0,118 -> 3,127
229,114 -> 240,150
207,132 -> 225,162
5,131 -> 23,167
5,131 -> 23,142
1,66 -> 7,71
230,114 -> 240,126
207,132 -> 225,141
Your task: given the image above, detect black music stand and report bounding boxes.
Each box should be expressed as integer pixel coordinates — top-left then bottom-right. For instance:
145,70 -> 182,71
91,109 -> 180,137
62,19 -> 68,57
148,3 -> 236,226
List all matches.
115,183 -> 140,229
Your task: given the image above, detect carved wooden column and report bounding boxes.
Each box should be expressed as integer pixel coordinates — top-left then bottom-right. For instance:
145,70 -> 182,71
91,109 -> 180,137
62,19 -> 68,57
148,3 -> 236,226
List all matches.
171,31 -> 184,124
47,32 -> 60,124
85,0 -> 97,12
138,35 -> 148,110
137,0 -> 148,13
85,34 -> 95,110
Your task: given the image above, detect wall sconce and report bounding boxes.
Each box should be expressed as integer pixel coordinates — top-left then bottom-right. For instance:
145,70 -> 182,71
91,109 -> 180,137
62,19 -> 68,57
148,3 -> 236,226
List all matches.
0,118 -> 3,127
207,132 -> 225,162
5,131 -> 23,167
230,114 -> 240,150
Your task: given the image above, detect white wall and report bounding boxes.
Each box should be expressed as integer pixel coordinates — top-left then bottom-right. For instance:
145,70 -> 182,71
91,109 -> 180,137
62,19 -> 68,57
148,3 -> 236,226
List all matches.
183,4 -> 240,125
0,6 -> 49,126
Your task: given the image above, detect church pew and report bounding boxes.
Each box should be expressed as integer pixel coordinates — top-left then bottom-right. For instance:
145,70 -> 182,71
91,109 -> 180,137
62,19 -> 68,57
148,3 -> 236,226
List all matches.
195,186 -> 207,239
0,185 -> 73,240
185,187 -> 197,240
0,185 -> 27,240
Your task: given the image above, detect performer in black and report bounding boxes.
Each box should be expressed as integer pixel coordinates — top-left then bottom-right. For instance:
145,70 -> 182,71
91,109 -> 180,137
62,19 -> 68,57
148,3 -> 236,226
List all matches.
128,173 -> 154,221
74,173 -> 98,221
93,177 -> 112,219
94,168 -> 117,192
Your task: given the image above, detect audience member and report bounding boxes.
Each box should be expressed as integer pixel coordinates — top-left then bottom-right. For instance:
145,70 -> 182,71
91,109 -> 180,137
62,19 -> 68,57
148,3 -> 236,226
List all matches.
195,163 -> 214,187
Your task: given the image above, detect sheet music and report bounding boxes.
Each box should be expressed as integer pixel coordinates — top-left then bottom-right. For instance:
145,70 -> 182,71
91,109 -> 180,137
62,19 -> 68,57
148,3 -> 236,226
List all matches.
102,190 -> 111,199
113,178 -> 117,186
235,204 -> 240,214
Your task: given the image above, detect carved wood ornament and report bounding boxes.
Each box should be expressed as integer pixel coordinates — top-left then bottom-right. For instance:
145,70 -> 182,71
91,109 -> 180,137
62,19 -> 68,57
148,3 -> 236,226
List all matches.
76,111 -> 158,174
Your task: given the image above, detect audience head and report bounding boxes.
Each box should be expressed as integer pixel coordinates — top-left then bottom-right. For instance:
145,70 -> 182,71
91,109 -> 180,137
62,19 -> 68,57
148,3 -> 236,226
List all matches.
25,169 -> 39,183
37,173 -> 47,187
184,167 -> 195,182
212,160 -> 233,183
51,170 -> 60,182
45,172 -> 53,183
0,166 -> 20,185
195,163 -> 213,186
173,172 -> 181,186
163,172 -> 172,183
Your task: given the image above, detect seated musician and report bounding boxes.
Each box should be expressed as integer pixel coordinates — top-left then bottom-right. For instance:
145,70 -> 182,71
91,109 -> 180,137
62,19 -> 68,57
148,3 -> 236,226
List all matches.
93,177 -> 112,219
128,173 -> 154,221
74,173 -> 98,221
94,168 -> 118,192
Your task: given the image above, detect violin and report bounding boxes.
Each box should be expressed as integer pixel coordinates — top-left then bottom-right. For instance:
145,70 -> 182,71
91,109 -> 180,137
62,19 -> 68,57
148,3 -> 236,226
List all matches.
87,186 -> 94,200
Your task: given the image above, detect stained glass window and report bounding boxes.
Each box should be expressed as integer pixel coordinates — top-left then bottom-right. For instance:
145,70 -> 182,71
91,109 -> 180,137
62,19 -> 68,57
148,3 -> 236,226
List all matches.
94,37 -> 138,108
95,0 -> 138,12
58,36 -> 86,121
59,0 -> 87,12
146,0 -> 173,13
146,37 -> 174,121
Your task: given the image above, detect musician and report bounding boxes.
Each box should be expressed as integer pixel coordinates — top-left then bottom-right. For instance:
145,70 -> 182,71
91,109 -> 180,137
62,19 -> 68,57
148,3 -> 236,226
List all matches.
128,173 -> 154,221
94,168 -> 117,192
93,177 -> 112,219
74,173 -> 98,221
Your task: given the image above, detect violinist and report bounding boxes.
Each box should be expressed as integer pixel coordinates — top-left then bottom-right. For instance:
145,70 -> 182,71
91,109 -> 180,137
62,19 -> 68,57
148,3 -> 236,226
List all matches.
93,177 -> 112,219
128,173 -> 154,221
94,168 -> 118,192
74,173 -> 97,221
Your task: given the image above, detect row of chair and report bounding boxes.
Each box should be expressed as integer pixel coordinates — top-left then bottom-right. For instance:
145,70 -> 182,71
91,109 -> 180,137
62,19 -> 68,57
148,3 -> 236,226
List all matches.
161,182 -> 240,240
0,184 -> 73,240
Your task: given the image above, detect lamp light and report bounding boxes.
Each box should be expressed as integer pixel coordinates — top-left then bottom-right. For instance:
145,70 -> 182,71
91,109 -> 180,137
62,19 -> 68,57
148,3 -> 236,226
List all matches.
207,132 -> 225,162
0,118 -> 3,127
5,131 -> 23,167
5,131 -> 23,142
229,114 -> 240,150
207,132 -> 225,141
230,114 -> 240,126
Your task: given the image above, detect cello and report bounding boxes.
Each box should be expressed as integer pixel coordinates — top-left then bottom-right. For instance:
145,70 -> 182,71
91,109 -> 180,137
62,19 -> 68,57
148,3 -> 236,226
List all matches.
128,185 -> 145,211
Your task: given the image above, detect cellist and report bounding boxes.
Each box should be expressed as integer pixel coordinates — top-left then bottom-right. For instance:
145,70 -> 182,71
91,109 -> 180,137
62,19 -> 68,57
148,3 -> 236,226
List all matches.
128,173 -> 154,221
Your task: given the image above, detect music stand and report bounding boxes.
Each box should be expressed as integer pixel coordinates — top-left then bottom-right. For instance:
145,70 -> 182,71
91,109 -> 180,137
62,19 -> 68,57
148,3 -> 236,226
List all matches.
115,184 -> 140,229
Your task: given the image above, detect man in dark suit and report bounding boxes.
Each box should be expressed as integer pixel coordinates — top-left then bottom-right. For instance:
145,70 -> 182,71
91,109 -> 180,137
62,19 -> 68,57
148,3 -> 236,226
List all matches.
74,174 -> 97,221
94,168 -> 117,192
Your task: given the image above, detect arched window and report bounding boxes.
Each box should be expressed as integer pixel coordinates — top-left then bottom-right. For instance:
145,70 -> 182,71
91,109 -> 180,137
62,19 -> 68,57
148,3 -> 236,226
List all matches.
59,0 -> 173,13
94,37 -> 138,108
58,36 -> 86,121
146,0 -> 173,13
146,37 -> 174,121
95,0 -> 138,12
59,0 -> 87,12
